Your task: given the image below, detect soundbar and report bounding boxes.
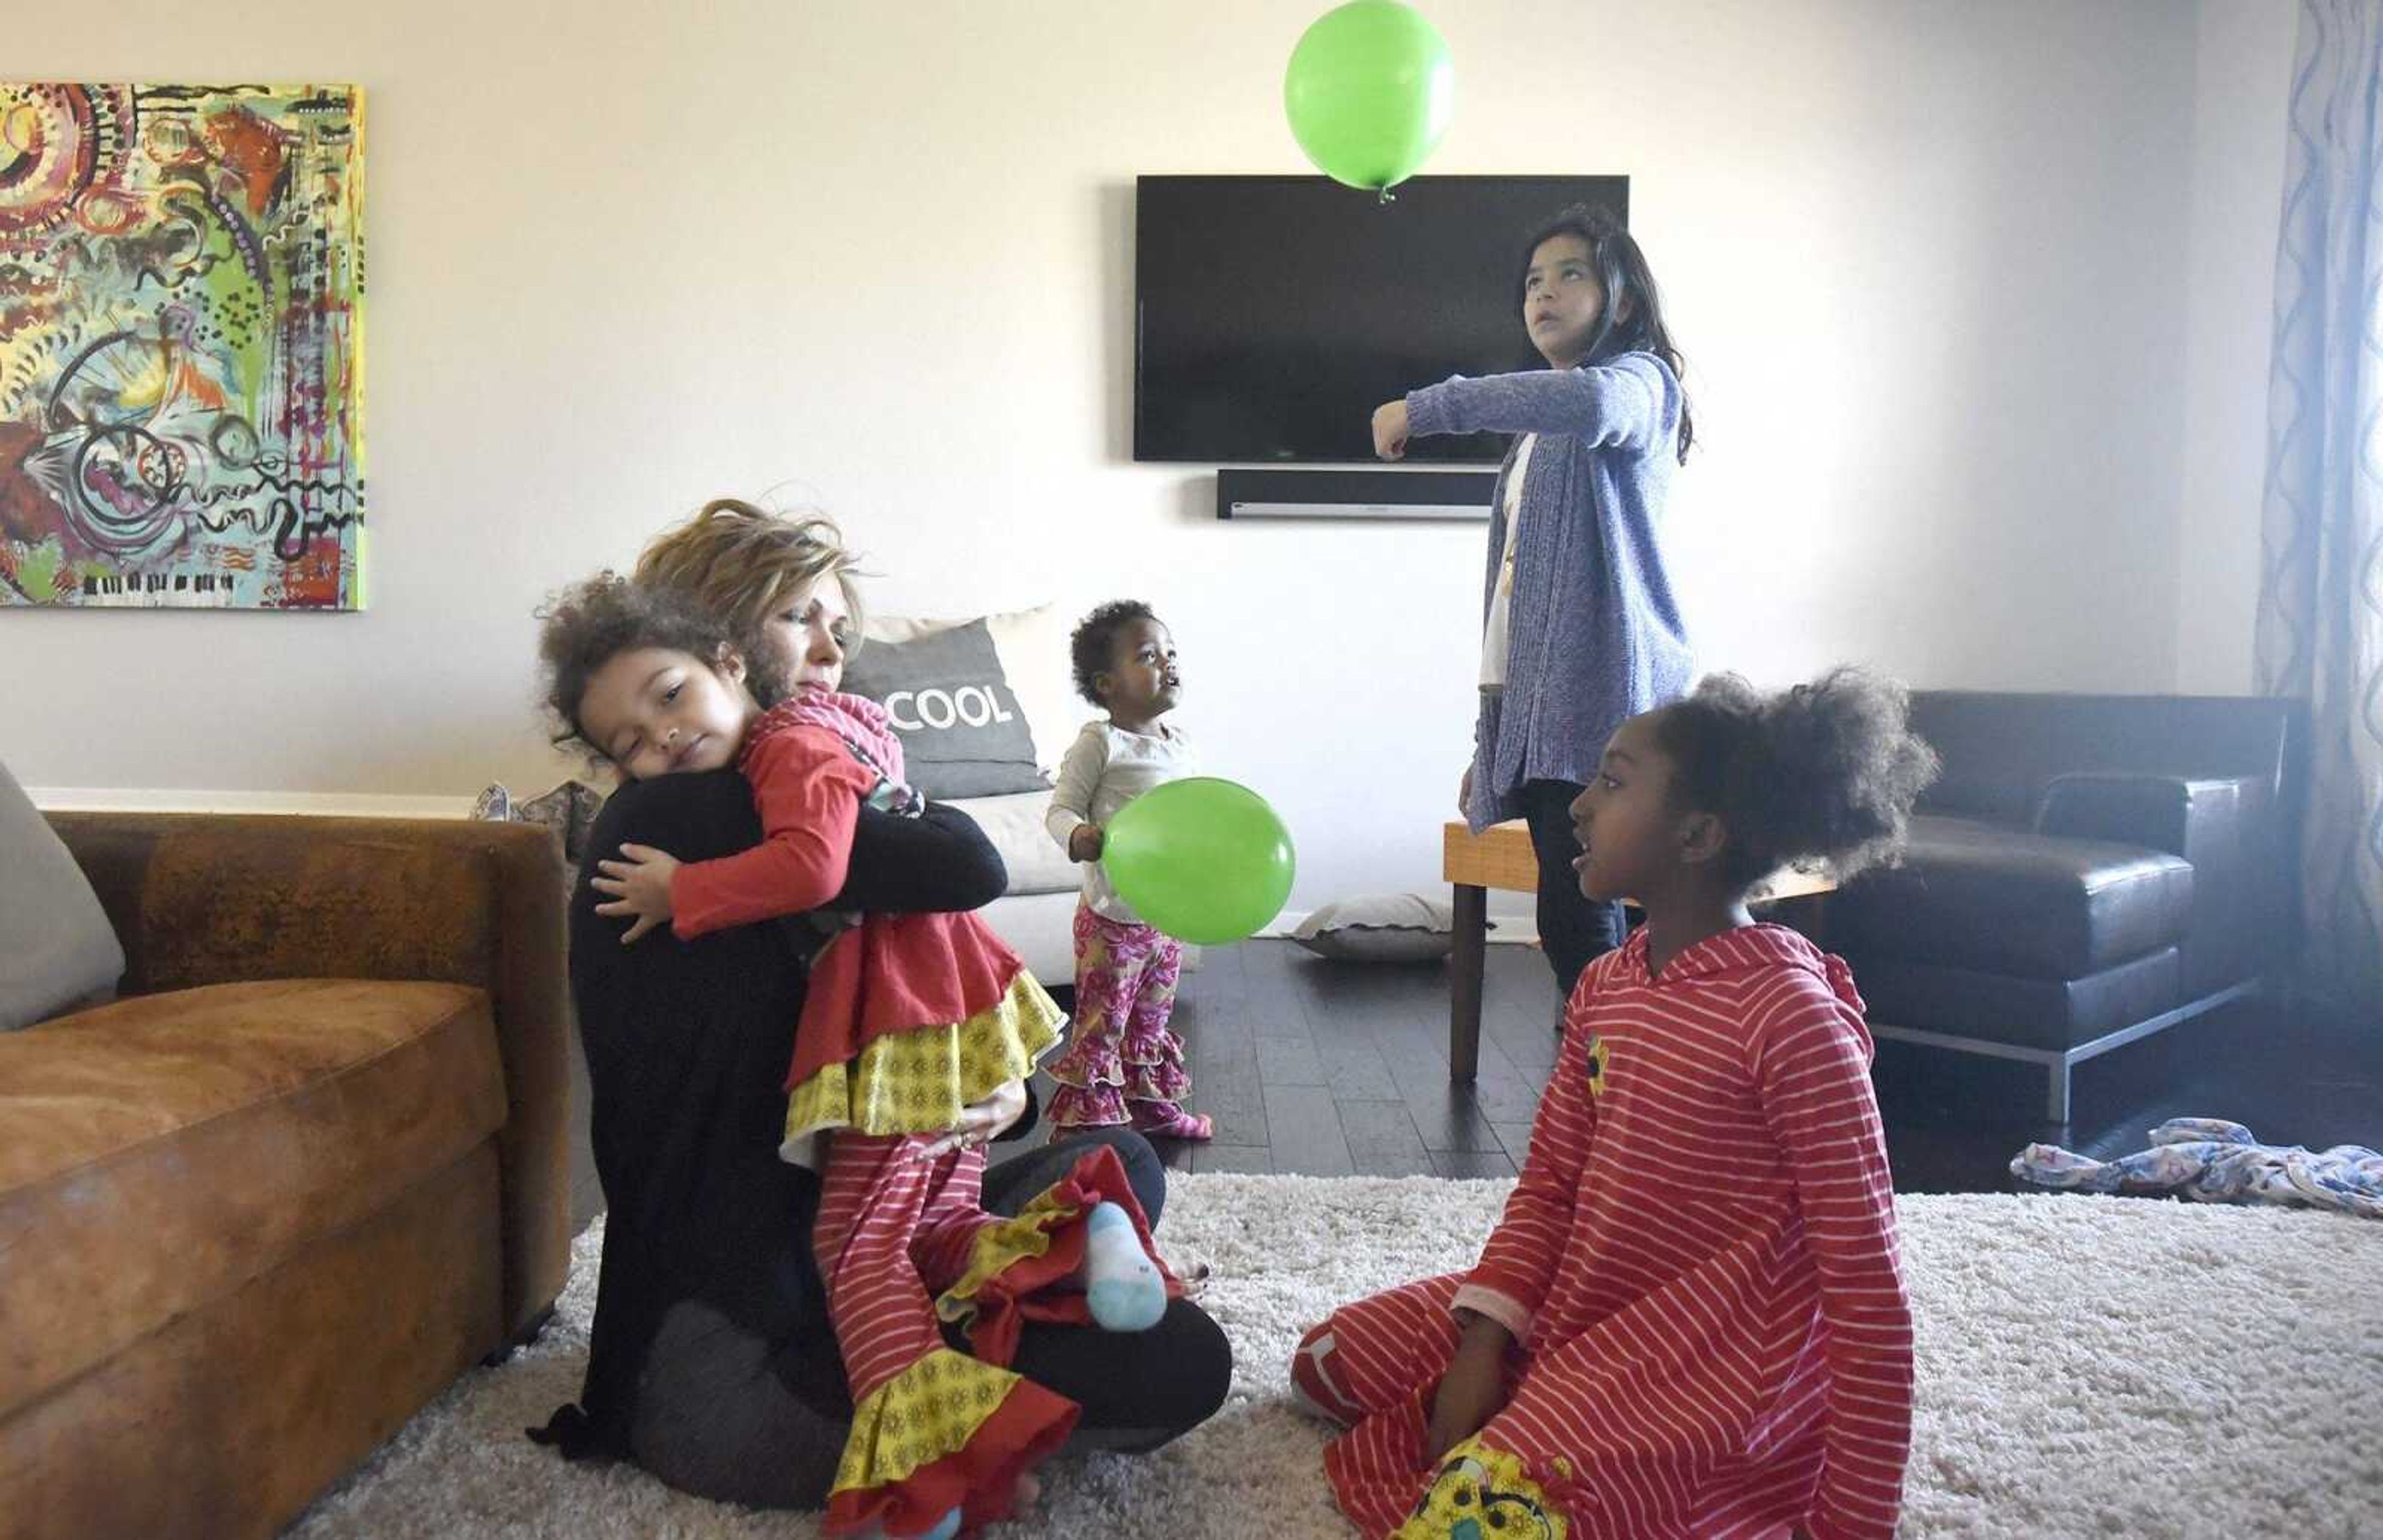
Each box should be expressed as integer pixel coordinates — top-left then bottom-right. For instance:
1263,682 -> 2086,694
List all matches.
1216,467 -> 1496,521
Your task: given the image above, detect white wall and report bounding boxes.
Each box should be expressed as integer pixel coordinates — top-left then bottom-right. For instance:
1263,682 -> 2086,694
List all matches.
3,0 -> 2295,911
2176,0 -> 2298,696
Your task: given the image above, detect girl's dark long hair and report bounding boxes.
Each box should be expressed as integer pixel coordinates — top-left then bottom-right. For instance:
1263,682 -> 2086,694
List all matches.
1516,202 -> 1695,462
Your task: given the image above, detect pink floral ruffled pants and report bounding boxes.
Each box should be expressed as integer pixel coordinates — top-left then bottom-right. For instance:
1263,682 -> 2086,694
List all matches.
1046,902 -> 1193,1132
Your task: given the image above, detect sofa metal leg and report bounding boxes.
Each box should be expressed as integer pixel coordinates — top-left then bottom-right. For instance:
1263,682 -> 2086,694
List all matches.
2045,1061 -> 2071,1125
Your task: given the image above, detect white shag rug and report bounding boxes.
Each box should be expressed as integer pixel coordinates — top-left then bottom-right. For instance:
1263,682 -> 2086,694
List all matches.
290,1178 -> 2382,1539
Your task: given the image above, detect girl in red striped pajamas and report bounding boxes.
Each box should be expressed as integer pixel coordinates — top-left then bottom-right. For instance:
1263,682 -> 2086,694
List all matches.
1293,669 -> 1937,1540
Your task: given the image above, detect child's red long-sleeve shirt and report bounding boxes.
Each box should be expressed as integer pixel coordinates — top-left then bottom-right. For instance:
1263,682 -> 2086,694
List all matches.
668,699 -> 1028,1090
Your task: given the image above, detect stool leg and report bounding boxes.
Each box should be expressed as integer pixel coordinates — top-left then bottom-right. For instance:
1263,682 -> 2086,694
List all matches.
2045,1059 -> 2071,1124
1450,883 -> 1486,1084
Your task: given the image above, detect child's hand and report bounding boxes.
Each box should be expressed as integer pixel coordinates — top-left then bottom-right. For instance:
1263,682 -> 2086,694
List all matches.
1457,763 -> 1473,817
1371,399 -> 1410,460
1425,1349 -> 1507,1462
591,843 -> 680,944
1068,824 -> 1105,863
1424,1317 -> 1512,1461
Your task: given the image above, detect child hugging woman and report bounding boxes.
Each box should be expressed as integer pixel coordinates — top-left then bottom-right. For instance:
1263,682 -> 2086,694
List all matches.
542,540 -> 1180,1540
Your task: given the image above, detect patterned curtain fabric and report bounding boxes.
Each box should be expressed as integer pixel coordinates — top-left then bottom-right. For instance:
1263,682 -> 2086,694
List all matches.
2259,0 -> 2383,1016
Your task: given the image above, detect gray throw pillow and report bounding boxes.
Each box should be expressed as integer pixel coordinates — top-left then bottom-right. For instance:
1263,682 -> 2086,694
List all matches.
842,619 -> 1048,799
1291,893 -> 1476,963
0,762 -> 127,1029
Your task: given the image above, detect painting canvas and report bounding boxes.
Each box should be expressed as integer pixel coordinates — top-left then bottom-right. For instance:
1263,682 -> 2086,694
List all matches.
0,83 -> 364,609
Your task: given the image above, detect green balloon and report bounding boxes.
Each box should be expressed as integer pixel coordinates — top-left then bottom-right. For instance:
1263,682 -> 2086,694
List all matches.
1283,0 -> 1455,192
1102,777 -> 1297,946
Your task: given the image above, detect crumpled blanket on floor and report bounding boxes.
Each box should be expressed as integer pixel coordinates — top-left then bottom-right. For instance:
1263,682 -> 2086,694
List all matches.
2012,1118 -> 2383,1218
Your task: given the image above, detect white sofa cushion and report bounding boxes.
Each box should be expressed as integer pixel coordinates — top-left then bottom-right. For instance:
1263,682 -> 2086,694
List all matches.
977,888 -> 1080,988
946,789 -> 1080,897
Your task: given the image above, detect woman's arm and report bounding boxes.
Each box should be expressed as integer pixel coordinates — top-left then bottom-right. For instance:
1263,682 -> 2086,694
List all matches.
1406,353 -> 1675,450
833,800 -> 1007,914
596,760 -> 1007,943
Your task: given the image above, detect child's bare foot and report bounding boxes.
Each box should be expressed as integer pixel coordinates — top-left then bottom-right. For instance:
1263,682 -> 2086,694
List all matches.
1013,1470 -> 1042,1511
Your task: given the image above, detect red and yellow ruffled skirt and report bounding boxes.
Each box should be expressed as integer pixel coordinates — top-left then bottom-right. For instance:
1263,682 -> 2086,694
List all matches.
785,967 -> 1066,1163
822,1144 -> 1180,1536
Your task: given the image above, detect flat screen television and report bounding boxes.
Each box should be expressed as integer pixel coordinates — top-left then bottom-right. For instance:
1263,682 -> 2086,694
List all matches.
1134,174 -> 1628,465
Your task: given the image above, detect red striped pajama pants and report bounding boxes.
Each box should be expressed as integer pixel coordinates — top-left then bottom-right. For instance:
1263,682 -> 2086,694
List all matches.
814,1134 -> 1165,1396
815,1136 -> 1169,1539
813,1132 -> 1000,1400
1293,1274 -> 1803,1540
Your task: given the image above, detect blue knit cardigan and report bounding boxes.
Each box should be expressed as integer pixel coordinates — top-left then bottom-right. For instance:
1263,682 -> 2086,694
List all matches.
1405,351 -> 1692,833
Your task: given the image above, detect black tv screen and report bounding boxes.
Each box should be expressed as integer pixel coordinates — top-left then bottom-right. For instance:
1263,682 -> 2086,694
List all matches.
1134,174 -> 1629,465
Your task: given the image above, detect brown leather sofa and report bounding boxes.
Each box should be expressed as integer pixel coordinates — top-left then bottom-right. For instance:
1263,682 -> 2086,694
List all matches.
0,813 -> 570,1540
1827,692 -> 2301,1122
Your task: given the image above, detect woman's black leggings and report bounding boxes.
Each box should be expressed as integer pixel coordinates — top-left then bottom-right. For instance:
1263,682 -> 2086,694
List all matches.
974,1129 -> 1229,1453
625,1128 -> 1231,1509
1516,777 -> 1628,1000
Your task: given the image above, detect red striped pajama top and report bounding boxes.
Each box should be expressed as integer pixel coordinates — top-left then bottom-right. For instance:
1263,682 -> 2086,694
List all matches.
1455,923 -> 1913,1540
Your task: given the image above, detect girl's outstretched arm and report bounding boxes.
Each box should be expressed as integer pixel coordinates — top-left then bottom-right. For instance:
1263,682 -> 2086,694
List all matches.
1753,970 -> 1914,1540
1406,352 -> 1677,451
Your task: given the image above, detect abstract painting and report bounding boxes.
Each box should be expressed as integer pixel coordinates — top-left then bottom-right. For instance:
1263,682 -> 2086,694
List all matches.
0,83 -> 364,609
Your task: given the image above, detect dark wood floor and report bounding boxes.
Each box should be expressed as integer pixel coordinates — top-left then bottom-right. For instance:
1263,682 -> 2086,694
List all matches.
1002,939 -> 2383,1193
571,939 -> 2381,1229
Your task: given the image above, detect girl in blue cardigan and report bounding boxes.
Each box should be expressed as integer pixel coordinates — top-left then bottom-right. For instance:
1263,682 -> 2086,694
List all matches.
1371,202 -> 1695,1000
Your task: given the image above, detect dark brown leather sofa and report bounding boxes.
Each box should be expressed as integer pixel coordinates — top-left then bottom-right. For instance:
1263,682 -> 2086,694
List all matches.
1827,692 -> 2300,1121
0,813 -> 570,1539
